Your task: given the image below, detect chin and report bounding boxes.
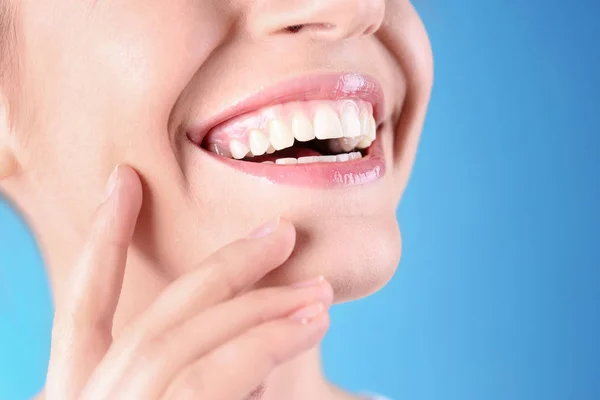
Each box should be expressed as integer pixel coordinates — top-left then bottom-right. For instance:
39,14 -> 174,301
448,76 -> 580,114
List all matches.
257,212 -> 402,303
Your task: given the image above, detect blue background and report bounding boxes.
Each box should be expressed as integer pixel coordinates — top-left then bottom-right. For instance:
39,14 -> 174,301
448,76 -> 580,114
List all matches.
1,0 -> 599,399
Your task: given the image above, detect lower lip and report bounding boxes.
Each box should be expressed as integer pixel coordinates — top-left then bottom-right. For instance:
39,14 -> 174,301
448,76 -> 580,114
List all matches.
200,139 -> 385,188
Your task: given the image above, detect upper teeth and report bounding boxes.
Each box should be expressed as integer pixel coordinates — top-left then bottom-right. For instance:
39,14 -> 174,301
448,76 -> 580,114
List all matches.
291,112 -> 315,142
314,104 -> 344,140
268,119 -> 295,151
205,100 -> 377,160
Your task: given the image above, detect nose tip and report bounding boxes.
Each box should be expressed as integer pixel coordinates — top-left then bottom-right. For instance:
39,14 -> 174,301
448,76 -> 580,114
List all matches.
303,0 -> 385,40
248,0 -> 386,41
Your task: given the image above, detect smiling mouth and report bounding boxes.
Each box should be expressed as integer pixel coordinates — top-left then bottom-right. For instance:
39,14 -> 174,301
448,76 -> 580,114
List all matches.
202,99 -> 377,165
187,73 -> 387,188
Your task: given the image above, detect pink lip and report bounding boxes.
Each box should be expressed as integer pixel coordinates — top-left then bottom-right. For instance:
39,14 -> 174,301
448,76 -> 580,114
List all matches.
204,139 -> 385,188
187,73 -> 386,188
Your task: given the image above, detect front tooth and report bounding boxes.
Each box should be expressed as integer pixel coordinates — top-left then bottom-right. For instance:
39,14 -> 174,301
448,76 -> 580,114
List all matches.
230,139 -> 250,159
291,112 -> 315,142
298,156 -> 318,164
314,105 -> 343,140
268,119 -> 295,150
350,152 -> 363,160
266,144 -> 276,154
275,157 -> 297,165
249,130 -> 270,156
341,102 -> 361,138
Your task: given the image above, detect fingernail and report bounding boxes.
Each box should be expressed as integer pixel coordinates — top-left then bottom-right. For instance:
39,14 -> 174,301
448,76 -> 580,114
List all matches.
247,217 -> 280,239
289,302 -> 326,324
102,166 -> 120,204
292,276 -> 326,289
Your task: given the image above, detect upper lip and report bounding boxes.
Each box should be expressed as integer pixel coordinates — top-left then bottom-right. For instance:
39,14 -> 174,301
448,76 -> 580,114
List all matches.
186,72 -> 385,146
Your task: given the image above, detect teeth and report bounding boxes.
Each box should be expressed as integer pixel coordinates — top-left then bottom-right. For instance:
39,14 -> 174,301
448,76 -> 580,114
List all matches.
298,156 -> 319,164
268,119 -> 295,150
367,115 -> 377,140
356,137 -> 371,149
360,111 -> 377,140
356,111 -> 377,149
275,157 -> 298,165
342,137 -> 362,152
341,102 -> 361,138
349,151 -> 362,160
209,102 -> 377,160
360,110 -> 371,138
230,139 -> 250,160
314,105 -> 343,140
321,155 -> 337,163
336,153 -> 350,162
291,112 -> 315,142
271,152 -> 363,165
356,137 -> 372,149
248,129 -> 270,156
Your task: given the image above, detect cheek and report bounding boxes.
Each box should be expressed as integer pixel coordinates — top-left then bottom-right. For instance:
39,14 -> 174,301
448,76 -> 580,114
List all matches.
16,1 -> 226,230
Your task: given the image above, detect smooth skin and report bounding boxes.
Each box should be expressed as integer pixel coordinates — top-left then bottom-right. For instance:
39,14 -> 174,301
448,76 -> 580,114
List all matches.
0,0 -> 433,399
45,165 -> 334,400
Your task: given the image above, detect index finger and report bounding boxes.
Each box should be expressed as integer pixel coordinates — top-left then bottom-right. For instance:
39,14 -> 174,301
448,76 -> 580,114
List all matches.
46,165 -> 142,400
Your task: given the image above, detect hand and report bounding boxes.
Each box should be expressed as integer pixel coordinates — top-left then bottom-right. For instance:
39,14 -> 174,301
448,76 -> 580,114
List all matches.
44,165 -> 333,400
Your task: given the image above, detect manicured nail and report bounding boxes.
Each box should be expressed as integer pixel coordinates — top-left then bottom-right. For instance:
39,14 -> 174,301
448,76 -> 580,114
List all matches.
247,217 -> 280,239
102,165 -> 119,204
292,276 -> 326,289
289,302 -> 326,324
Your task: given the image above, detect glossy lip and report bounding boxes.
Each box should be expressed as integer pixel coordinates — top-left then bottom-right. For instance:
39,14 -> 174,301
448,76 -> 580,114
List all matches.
186,73 -> 386,188
204,137 -> 385,188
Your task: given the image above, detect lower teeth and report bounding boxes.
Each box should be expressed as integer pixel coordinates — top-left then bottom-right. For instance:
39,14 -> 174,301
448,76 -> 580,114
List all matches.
267,152 -> 363,165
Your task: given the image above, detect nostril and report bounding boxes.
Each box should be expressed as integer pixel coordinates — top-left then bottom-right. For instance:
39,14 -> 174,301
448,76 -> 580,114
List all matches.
284,23 -> 336,35
286,25 -> 304,33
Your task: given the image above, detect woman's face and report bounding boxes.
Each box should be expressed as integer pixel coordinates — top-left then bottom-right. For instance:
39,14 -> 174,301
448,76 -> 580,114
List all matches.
6,0 -> 432,300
